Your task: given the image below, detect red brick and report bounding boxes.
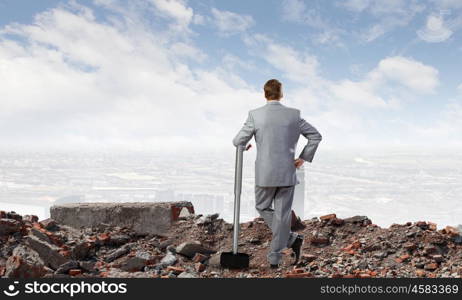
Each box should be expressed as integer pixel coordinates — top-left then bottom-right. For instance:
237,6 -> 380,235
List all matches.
69,269 -> 82,276
320,213 -> 336,221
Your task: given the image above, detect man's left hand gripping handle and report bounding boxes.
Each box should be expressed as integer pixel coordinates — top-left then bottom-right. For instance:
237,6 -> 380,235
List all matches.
232,112 -> 255,147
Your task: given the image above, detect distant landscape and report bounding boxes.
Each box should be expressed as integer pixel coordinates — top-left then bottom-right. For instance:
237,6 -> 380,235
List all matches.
1,148 -> 461,229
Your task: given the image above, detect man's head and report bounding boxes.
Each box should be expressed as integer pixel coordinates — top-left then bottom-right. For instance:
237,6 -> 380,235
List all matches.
264,79 -> 283,100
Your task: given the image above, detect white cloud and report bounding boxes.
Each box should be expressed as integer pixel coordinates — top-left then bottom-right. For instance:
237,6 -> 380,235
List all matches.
244,34 -> 319,84
417,14 -> 453,43
341,0 -> 425,42
458,83 -> 462,93
210,8 -> 254,35
150,0 -> 194,30
170,42 -> 207,62
372,56 -> 439,93
0,3 -> 261,152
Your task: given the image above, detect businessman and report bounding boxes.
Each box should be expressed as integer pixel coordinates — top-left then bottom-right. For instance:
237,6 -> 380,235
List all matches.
232,79 -> 322,268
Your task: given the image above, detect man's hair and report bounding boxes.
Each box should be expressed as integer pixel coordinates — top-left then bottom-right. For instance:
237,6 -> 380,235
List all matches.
264,79 -> 282,100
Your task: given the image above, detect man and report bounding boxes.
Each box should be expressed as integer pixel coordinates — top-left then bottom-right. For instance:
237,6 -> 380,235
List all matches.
232,79 -> 322,268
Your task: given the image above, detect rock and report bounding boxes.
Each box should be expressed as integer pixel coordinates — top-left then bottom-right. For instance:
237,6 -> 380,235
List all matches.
431,254 -> 444,263
415,221 -> 429,230
403,242 -> 417,251
159,252 -> 177,268
373,252 -> 387,259
207,253 -> 221,267
6,212 -> 22,221
178,207 -> 192,219
105,244 -> 131,263
344,216 -> 371,225
5,245 -> 48,278
120,251 -> 155,272
39,219 -> 57,231
80,261 -> 96,273
176,241 -> 216,258
29,227 -> 52,244
301,254 -> 317,262
50,202 -> 194,236
177,271 -> 198,278
195,262 -> 206,272
72,241 -> 93,260
25,235 -> 69,270
424,263 -> 438,271
55,261 -> 79,274
108,234 -> 131,246
0,218 -> 22,235
23,215 -> 39,223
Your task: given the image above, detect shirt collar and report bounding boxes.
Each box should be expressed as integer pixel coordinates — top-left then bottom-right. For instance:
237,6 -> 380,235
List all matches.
267,100 -> 282,105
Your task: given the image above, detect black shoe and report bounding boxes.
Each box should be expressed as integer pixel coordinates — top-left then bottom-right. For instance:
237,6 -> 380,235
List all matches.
270,264 -> 279,269
291,235 -> 304,265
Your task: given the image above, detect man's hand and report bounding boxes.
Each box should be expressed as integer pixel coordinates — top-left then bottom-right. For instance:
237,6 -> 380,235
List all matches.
294,158 -> 305,169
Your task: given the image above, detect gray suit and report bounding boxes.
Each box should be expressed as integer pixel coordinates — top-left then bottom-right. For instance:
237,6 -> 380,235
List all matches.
232,101 -> 322,264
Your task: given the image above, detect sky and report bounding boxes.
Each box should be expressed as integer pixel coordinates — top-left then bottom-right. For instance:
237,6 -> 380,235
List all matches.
0,0 -> 462,154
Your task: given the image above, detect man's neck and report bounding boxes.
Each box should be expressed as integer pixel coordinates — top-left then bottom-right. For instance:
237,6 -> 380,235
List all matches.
267,99 -> 280,102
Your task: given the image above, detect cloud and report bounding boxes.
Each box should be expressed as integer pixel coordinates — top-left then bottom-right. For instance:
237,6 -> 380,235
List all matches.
0,2 -> 261,152
417,14 -> 453,42
340,0 -> 425,42
150,0 -> 194,30
372,56 -> 439,93
244,34 -> 319,84
281,0 -> 344,46
210,8 -> 254,35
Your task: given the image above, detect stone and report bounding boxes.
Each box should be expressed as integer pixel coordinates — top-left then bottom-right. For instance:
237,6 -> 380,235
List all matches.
195,262 -> 205,272
50,202 -> 194,235
301,254 -> 317,262
177,271 -> 198,278
108,234 -> 131,246
105,244 -> 131,263
403,242 -> 417,251
55,261 -> 79,274
415,221 -> 429,230
176,241 -> 216,258
23,215 -> 39,223
39,219 -> 57,231
331,218 -> 345,226
432,254 -> 444,263
159,252 -> 177,268
72,241 -> 93,260
424,263 -> 438,271
0,218 -> 22,235
80,261 -> 96,273
25,235 -> 69,270
29,227 -> 52,244
207,253 -> 221,268
120,251 -> 155,272
344,216 -> 371,225
5,245 -> 47,278
178,207 -> 192,219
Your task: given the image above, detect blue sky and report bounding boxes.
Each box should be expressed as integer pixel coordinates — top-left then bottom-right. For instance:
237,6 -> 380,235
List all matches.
0,0 -> 461,152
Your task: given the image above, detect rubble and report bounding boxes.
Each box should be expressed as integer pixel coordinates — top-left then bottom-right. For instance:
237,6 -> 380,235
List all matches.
0,207 -> 462,278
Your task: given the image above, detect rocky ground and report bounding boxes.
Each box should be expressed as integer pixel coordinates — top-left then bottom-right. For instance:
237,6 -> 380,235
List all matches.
1,209 -> 462,278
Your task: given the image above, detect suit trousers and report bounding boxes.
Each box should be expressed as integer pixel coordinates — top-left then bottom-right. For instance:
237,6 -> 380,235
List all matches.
255,185 -> 299,265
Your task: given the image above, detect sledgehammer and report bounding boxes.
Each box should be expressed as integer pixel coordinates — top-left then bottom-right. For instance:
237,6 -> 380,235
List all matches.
220,144 -> 252,269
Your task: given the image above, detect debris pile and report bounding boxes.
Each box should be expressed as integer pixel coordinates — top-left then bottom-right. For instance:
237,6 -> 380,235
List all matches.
1,207 -> 462,278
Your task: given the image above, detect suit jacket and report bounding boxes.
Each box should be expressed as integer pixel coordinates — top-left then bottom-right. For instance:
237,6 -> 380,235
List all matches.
232,101 -> 322,187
